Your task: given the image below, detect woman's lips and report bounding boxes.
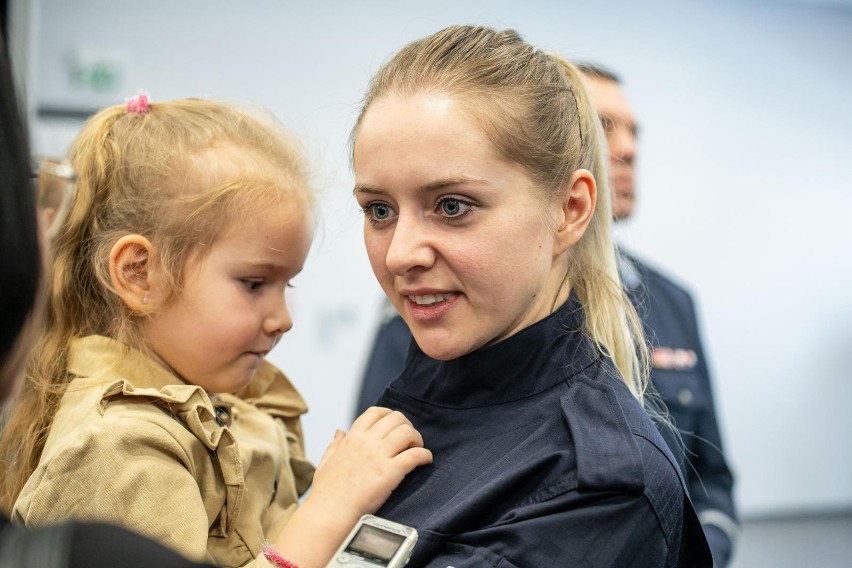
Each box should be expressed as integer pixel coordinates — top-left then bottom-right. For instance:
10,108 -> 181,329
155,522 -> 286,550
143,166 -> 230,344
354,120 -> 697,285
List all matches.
405,292 -> 459,321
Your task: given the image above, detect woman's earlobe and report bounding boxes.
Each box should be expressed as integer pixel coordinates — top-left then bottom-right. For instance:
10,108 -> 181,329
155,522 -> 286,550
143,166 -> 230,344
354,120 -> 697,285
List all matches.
109,235 -> 157,313
554,168 -> 597,256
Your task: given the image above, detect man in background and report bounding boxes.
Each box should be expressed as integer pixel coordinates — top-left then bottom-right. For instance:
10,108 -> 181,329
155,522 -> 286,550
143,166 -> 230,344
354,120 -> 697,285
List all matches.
355,61 -> 738,567
578,63 -> 738,566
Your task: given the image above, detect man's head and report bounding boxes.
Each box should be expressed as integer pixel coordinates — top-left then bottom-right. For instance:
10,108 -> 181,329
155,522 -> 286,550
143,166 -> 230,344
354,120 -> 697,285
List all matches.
578,64 -> 638,221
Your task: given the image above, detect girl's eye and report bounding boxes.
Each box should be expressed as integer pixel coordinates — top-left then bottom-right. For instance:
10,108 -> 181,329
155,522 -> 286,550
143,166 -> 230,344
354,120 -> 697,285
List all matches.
438,197 -> 473,218
243,279 -> 264,292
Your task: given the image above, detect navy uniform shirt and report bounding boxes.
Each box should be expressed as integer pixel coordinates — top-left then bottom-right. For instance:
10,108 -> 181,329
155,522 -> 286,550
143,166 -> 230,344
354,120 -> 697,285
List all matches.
373,297 -> 711,567
357,262 -> 739,567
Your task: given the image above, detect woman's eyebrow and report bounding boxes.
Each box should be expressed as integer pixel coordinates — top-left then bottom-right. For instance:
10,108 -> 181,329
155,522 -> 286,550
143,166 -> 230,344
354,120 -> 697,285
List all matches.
353,183 -> 382,195
421,177 -> 489,192
354,176 -> 489,196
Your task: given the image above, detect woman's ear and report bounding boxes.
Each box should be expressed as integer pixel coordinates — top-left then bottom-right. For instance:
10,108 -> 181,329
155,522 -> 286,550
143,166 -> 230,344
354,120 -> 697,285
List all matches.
109,235 -> 157,313
553,168 -> 596,257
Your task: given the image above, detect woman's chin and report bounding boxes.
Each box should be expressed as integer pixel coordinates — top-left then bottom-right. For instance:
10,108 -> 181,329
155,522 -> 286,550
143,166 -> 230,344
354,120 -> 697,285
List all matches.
412,333 -> 482,361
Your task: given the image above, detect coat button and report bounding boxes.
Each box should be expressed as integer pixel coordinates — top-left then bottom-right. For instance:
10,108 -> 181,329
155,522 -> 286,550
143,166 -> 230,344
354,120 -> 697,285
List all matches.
214,406 -> 232,427
677,388 -> 694,406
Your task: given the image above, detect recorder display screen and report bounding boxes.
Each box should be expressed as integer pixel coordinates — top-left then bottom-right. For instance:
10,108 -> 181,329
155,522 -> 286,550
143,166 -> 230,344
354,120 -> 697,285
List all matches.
344,524 -> 406,564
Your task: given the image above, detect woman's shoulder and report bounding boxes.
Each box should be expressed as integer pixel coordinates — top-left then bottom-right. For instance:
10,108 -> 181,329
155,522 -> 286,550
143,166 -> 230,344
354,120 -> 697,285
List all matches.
563,358 -> 694,536
565,358 -> 684,488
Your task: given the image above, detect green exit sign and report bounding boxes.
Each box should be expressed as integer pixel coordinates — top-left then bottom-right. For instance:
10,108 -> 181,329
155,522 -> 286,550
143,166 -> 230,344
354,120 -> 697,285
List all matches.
66,49 -> 125,94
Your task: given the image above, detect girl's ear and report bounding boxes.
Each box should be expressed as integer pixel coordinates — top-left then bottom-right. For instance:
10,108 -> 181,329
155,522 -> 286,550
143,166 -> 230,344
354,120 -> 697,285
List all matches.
109,235 -> 158,313
553,168 -> 597,257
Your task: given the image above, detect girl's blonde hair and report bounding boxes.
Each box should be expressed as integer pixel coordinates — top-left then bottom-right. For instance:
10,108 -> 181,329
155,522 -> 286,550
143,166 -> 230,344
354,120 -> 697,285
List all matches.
353,25 -> 648,396
0,98 -> 311,511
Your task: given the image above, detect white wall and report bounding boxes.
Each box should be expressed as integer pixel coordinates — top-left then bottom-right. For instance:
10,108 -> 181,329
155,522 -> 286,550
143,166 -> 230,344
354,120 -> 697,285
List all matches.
24,0 -> 852,518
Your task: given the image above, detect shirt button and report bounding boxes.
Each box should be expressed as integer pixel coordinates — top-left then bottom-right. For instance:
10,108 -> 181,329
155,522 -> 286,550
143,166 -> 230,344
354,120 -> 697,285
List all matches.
677,388 -> 694,406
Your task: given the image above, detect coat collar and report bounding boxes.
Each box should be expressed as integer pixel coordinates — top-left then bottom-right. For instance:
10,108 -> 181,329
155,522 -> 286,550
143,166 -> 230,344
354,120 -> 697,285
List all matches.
68,335 -> 182,390
67,335 -> 308,418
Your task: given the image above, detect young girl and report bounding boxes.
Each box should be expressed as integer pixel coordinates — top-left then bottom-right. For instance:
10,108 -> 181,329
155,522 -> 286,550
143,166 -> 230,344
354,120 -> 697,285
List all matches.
1,47 -> 212,567
351,26 -> 712,567
0,94 -> 431,568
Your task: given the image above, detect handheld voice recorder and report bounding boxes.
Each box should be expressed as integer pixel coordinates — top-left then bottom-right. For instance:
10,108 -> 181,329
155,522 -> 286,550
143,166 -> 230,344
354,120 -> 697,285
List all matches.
325,514 -> 418,568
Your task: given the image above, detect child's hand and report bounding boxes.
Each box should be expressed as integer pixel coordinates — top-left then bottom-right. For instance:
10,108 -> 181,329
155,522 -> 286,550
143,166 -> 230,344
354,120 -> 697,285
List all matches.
308,407 -> 432,521
273,408 -> 430,566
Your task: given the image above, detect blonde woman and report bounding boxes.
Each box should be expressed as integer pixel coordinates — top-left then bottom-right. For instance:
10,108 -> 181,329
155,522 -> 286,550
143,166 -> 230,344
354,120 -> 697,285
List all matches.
351,25 -> 712,567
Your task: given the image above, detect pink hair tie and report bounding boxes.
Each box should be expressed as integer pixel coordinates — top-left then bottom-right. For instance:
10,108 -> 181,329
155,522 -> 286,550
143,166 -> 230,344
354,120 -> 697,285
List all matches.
126,90 -> 150,114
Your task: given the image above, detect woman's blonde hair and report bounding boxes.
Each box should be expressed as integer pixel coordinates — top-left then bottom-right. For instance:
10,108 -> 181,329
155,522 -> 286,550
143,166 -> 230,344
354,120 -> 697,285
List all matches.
0,98 -> 311,511
352,25 -> 648,396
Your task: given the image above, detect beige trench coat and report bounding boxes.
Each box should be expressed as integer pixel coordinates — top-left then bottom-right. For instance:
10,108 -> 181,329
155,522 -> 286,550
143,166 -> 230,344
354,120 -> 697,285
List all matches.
13,335 -> 315,567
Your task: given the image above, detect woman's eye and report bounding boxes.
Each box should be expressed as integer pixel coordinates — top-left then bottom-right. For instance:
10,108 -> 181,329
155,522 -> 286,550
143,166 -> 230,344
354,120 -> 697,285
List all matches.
372,203 -> 392,220
362,202 -> 396,224
243,279 -> 264,292
438,197 -> 473,218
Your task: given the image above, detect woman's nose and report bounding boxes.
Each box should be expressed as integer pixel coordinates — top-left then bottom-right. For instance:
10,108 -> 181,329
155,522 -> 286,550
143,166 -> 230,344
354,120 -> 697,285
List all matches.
384,214 -> 436,275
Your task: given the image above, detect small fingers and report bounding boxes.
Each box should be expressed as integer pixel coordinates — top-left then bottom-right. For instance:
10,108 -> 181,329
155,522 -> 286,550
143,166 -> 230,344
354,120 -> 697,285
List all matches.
342,408 -> 429,466
368,409 -> 415,440
382,421 -> 425,456
394,447 -> 434,471
349,406 -> 394,433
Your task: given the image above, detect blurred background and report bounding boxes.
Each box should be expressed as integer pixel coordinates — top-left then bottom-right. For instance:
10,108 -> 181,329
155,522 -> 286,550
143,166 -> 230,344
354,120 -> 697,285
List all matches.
4,0 -> 851,565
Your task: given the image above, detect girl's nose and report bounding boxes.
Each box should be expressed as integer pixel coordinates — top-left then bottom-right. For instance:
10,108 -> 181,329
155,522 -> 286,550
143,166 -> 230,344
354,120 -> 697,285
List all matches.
264,294 -> 293,337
